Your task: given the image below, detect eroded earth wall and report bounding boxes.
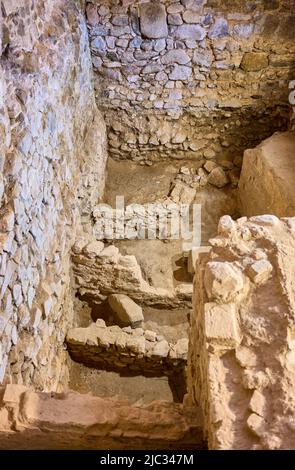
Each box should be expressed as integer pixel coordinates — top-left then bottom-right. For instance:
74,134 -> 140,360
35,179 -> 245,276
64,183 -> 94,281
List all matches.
188,214 -> 295,449
87,0 -> 295,164
0,0 -> 107,391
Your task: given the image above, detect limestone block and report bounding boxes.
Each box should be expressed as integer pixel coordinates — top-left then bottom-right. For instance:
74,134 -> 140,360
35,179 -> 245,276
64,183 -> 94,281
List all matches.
204,261 -> 244,303
249,390 -> 266,417
174,338 -> 189,359
152,339 -> 170,358
161,50 -> 190,65
187,246 -> 211,274
247,413 -> 266,437
218,215 -> 236,236
247,260 -> 273,284
240,52 -> 269,71
108,294 -> 144,327
144,330 -> 157,342
140,3 -> 168,39
3,384 -> 27,405
83,240 -> 104,258
204,303 -> 241,348
208,167 -> 229,188
175,24 -> 206,40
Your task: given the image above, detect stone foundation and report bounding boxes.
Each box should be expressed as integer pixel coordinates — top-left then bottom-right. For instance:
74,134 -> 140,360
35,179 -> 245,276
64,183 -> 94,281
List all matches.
0,384 -> 204,449
66,320 -> 188,376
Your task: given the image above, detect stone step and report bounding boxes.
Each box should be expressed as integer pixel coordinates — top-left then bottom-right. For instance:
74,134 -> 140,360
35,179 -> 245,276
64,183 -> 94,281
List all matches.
0,385 -> 205,450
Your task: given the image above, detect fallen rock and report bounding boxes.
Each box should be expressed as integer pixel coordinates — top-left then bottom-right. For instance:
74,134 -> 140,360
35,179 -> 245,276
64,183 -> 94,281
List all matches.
108,294 -> 144,327
207,167 -> 229,188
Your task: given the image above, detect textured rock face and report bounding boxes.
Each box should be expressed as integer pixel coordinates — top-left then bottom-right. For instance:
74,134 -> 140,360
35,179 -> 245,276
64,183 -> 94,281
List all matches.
87,0 -> 293,164
238,131 -> 295,217
0,0 -> 107,390
188,215 -> 295,450
0,384 -> 204,449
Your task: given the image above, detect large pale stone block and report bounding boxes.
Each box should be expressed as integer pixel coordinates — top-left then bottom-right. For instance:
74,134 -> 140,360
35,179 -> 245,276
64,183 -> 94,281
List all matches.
108,294 -> 144,327
140,3 -> 168,39
204,261 -> 244,303
204,303 -> 241,348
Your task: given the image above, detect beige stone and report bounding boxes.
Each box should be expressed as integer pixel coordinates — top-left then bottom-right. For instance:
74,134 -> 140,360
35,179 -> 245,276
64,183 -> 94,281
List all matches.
108,294 -> 144,327
247,260 -> 273,284
204,261 -> 245,302
204,303 -> 240,348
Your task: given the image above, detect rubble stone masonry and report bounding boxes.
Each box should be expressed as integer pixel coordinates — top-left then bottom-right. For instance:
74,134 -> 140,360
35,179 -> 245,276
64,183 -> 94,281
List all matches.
188,215 -> 295,449
87,0 -> 295,164
0,0 -> 107,391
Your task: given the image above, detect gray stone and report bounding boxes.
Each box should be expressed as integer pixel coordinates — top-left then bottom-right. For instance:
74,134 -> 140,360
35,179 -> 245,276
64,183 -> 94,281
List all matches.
108,294 -> 144,327
112,15 -> 129,27
208,18 -> 229,39
169,65 -> 192,80
162,49 -> 190,65
175,24 -> 206,40
233,23 -> 254,39
154,38 -> 166,52
207,167 -> 229,188
193,49 -> 213,67
182,10 -> 200,23
168,14 -> 183,25
91,37 -> 106,52
140,3 -> 168,39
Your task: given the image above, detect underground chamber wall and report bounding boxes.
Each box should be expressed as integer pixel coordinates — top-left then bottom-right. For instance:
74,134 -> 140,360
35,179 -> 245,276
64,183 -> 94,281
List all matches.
0,0 -> 295,451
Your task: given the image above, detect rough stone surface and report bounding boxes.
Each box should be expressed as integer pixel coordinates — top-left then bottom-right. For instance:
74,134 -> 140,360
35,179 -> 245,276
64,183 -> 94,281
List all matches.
188,215 -> 295,450
0,0 -> 107,391
66,322 -> 188,376
87,0 -> 293,163
72,237 -> 192,308
0,385 -> 204,449
140,3 -> 168,39
108,294 -> 144,327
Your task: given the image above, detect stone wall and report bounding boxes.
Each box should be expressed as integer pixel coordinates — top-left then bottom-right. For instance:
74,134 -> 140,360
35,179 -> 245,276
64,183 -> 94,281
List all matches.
87,0 -> 294,164
188,214 -> 295,449
0,0 -> 107,391
0,384 -> 204,449
72,235 -> 193,307
66,319 -> 188,376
